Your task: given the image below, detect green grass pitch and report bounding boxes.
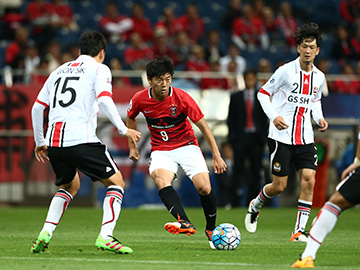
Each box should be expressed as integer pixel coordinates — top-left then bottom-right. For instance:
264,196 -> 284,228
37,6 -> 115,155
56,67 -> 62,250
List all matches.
0,206 -> 359,270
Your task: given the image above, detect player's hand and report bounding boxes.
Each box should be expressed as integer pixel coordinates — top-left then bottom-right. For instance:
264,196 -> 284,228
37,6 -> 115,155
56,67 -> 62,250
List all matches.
341,163 -> 359,181
213,155 -> 227,174
318,118 -> 328,132
34,145 -> 49,163
129,147 -> 140,162
273,116 -> 289,130
125,128 -> 141,147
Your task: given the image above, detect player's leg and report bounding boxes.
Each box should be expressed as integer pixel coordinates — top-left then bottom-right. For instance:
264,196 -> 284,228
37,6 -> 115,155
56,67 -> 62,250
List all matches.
31,147 -> 79,254
291,168 -> 316,242
95,171 -> 133,254
291,192 -> 352,268
192,172 -> 217,249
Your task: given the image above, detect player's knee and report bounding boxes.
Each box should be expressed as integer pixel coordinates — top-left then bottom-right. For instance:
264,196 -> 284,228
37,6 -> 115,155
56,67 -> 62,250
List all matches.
196,185 -> 212,196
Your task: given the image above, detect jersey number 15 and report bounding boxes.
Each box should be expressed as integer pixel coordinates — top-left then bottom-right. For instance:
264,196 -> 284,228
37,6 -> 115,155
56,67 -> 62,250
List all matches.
53,77 -> 80,108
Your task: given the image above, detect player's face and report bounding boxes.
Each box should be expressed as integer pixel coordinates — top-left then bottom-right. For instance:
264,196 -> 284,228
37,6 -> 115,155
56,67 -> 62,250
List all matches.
149,73 -> 172,100
297,39 -> 320,65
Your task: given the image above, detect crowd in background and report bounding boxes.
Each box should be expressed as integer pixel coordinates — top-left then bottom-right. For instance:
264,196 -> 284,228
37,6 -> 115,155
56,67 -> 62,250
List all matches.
1,0 -> 360,93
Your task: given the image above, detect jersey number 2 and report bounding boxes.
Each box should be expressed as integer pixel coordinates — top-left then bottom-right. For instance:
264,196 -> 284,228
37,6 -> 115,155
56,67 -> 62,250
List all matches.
53,77 -> 80,108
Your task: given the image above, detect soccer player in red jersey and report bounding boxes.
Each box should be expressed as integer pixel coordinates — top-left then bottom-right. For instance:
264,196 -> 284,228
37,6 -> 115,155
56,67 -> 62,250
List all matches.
127,56 -> 227,249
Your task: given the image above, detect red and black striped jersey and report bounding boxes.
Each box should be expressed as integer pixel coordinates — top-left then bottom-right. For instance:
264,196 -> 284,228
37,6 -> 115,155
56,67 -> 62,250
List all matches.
258,57 -> 325,145
127,86 -> 204,151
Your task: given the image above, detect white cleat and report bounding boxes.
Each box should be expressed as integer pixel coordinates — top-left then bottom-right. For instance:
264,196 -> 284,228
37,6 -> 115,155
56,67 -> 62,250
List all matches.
244,200 -> 260,233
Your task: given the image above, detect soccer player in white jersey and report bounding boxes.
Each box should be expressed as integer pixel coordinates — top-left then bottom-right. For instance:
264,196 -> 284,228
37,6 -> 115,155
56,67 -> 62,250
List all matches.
126,56 -> 227,249
30,30 -> 141,254
244,22 -> 328,242
292,129 -> 360,268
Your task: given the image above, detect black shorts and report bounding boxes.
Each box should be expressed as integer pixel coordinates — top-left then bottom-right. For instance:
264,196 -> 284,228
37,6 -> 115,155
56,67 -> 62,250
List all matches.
268,138 -> 317,177
48,143 -> 118,186
336,167 -> 360,205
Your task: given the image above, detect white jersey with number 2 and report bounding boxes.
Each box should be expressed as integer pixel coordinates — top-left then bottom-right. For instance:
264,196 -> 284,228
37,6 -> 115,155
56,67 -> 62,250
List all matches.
258,57 -> 325,145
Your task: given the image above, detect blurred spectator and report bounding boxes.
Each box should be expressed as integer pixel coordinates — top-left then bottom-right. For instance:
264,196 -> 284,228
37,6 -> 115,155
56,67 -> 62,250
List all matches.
226,59 -> 242,91
262,6 -> 281,46
99,1 -> 133,43
24,44 -> 40,83
350,23 -> 360,59
129,2 -> 153,43
31,57 -> 49,85
257,57 -> 272,85
26,0 -> 57,53
172,31 -> 193,69
340,0 -> 360,27
219,43 -> 246,74
1,0 -> 25,40
155,7 -> 182,42
66,43 -> 80,60
333,62 -> 360,94
232,4 -> 269,50
5,26 -> 30,67
177,4 -> 205,44
185,44 -> 210,86
316,58 -> 331,96
252,0 -> 265,21
201,59 -> 230,90
60,52 -> 73,64
222,0 -> 243,31
109,58 -> 132,87
152,27 -> 179,66
45,41 -> 62,72
51,0 -> 79,32
123,32 -> 154,70
332,25 -> 353,64
203,29 -> 226,62
274,2 -> 298,47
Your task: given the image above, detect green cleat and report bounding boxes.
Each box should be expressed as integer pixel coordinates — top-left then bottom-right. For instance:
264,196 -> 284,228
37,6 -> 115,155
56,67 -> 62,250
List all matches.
31,231 -> 51,253
95,235 -> 133,254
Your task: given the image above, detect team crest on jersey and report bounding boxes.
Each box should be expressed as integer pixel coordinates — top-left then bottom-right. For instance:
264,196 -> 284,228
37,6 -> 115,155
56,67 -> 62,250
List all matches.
313,87 -> 318,95
169,105 -> 177,116
106,78 -> 112,85
273,162 -> 281,172
270,78 -> 275,84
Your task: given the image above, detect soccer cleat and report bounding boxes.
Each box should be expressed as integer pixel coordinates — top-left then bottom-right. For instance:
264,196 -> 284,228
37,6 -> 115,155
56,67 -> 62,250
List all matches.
95,235 -> 133,254
205,230 -> 216,249
31,231 -> 51,253
290,231 -> 308,242
164,219 -> 196,236
291,256 -> 314,268
244,200 -> 260,233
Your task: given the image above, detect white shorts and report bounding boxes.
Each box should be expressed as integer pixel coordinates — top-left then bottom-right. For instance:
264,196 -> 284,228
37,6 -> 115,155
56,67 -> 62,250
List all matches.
149,145 -> 209,180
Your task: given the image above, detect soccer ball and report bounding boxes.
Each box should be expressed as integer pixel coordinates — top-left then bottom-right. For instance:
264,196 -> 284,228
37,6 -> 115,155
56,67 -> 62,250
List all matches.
212,223 -> 241,250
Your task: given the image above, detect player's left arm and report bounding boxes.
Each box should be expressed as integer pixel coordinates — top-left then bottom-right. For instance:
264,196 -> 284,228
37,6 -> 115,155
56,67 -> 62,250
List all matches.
194,118 -> 227,174
311,78 -> 328,132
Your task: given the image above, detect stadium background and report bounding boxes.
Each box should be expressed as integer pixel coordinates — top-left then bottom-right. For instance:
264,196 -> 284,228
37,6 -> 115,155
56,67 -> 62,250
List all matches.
1,0 -> 359,208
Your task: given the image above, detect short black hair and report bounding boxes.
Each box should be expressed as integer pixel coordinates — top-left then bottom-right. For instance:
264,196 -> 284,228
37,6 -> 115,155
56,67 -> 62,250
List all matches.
146,56 -> 174,80
79,30 -> 106,57
294,22 -> 322,47
243,68 -> 257,78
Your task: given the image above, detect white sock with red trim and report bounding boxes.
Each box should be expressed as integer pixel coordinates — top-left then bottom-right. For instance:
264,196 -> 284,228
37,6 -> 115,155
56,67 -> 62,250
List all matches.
100,185 -> 124,239
301,202 -> 341,260
41,189 -> 73,238
294,199 -> 312,233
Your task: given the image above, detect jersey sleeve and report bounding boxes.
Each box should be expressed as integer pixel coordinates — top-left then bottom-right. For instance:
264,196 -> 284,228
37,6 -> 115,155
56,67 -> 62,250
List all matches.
311,74 -> 325,124
127,92 -> 141,119
182,91 -> 204,123
95,64 -> 113,98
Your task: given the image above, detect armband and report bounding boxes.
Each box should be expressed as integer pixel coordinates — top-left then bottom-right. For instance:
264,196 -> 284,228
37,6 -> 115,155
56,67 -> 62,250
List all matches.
354,157 -> 360,166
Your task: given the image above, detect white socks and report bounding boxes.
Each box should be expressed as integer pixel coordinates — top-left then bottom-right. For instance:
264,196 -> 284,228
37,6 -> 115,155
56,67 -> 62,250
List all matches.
294,199 -> 312,233
301,202 -> 341,260
41,189 -> 73,237
100,185 -> 124,239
